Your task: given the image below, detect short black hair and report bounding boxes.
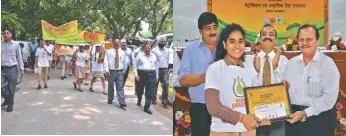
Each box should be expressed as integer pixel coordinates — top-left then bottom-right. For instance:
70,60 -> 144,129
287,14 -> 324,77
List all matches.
214,23 -> 246,62
259,24 -> 277,38
143,43 -> 152,48
297,24 -> 319,40
198,12 -> 218,30
1,27 -> 13,33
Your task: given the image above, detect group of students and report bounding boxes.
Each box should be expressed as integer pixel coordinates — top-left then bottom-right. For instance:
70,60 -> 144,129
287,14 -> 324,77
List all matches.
176,12 -> 340,136
32,37 -> 170,115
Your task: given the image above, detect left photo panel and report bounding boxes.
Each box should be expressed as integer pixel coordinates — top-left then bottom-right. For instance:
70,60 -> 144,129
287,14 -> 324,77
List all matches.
1,0 -> 173,135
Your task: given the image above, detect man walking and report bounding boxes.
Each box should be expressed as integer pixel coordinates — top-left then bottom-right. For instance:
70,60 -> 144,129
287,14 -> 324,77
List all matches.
104,39 -> 127,108
152,36 -> 170,108
133,43 -> 159,114
1,28 -> 25,112
121,39 -> 132,88
28,39 -> 37,70
132,39 -> 146,95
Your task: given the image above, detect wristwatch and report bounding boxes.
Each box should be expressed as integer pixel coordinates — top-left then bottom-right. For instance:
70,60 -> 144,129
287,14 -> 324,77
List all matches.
301,111 -> 307,122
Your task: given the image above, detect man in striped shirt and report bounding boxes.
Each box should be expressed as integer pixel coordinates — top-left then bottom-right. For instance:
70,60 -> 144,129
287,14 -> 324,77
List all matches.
284,24 -> 340,136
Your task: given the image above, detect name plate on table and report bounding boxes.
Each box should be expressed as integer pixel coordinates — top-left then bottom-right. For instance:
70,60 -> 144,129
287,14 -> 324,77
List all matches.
244,83 -> 292,122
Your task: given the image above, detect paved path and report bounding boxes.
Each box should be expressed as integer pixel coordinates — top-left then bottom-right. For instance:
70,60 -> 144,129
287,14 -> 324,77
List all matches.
1,68 -> 172,135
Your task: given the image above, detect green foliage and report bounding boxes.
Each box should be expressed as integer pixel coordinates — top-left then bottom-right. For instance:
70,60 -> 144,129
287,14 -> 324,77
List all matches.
1,0 -> 173,40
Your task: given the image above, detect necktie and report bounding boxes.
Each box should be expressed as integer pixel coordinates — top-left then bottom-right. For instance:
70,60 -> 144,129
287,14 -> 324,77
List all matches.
262,54 -> 271,85
115,49 -> 119,69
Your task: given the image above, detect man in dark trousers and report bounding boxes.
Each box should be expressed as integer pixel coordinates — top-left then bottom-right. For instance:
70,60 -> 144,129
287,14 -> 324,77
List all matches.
133,43 -> 158,115
178,12 -> 219,136
152,36 -> 170,108
1,28 -> 25,112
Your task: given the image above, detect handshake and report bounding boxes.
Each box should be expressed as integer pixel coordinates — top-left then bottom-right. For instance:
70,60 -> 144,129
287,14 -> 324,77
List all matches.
240,113 -> 271,131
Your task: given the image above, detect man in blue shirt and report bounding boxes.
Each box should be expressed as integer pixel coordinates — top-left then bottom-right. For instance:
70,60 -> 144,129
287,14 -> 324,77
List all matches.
178,12 -> 219,136
28,39 -> 37,69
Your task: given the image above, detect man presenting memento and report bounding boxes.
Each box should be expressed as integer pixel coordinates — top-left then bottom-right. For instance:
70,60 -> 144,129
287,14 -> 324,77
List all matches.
284,24 -> 340,136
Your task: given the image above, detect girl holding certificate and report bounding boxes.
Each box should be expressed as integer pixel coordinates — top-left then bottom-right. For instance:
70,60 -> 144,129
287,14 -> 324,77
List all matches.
205,24 -> 270,136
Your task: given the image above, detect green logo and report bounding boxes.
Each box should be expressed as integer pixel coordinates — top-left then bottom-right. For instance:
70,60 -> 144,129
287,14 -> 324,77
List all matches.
232,76 -> 246,97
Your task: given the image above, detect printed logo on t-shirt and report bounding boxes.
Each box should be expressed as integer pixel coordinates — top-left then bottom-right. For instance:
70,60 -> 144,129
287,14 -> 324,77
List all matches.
232,76 -> 246,97
231,76 -> 247,109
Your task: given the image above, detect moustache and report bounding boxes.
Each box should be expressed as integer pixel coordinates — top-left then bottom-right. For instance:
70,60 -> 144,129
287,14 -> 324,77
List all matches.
300,45 -> 310,48
263,38 -> 273,42
208,34 -> 217,37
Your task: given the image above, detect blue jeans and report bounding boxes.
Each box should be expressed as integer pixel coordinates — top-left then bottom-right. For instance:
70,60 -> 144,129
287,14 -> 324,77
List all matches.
107,70 -> 125,105
136,70 -> 156,110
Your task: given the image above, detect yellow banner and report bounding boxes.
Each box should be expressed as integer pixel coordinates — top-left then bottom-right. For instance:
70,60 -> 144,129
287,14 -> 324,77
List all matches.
41,20 -> 79,42
56,44 -> 74,55
104,41 -> 113,51
208,0 -> 325,45
84,32 -> 106,43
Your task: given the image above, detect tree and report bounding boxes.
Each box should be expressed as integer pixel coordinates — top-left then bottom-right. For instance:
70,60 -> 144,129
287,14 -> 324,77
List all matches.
147,0 -> 173,38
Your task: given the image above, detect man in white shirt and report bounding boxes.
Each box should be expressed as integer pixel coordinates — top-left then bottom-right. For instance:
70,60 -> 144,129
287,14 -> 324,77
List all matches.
72,44 -> 90,92
245,24 -> 288,136
89,44 -> 107,95
132,39 -> 146,95
120,39 -> 132,88
35,39 -> 52,90
133,43 -> 159,114
284,24 -> 340,136
1,28 -> 25,112
104,39 -> 128,109
151,36 -> 170,107
45,40 -> 55,79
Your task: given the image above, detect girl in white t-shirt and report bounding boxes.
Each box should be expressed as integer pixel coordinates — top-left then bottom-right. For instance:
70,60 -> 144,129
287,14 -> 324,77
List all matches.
35,39 -> 52,90
72,45 -> 90,92
204,24 -> 271,136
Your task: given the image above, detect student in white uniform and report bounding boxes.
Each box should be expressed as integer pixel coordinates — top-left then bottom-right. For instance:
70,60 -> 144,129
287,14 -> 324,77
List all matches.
60,44 -> 72,80
72,44 -> 90,92
35,39 -> 52,90
204,24 -> 271,136
89,44 -> 107,95
45,40 -> 55,79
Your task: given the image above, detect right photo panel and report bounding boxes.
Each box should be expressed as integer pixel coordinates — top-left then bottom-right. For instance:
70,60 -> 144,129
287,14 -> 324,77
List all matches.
173,0 -> 346,136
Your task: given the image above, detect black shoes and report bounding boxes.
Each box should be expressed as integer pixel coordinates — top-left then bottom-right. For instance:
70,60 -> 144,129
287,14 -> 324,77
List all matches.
77,88 -> 83,92
61,76 -> 64,80
152,101 -> 157,105
6,106 -> 13,112
1,101 -> 8,108
144,109 -> 152,115
47,76 -> 50,80
137,101 -> 141,106
85,83 -> 89,86
73,82 -> 77,89
37,85 -> 41,90
108,100 -> 113,104
89,88 -> 94,92
44,85 -> 48,89
120,103 -> 127,108
103,91 -> 107,95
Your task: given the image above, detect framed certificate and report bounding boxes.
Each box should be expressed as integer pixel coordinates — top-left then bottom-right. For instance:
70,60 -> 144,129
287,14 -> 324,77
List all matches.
244,83 -> 292,122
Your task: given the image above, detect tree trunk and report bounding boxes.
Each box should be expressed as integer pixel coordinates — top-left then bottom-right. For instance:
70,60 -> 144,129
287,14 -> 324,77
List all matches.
132,20 -> 141,37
